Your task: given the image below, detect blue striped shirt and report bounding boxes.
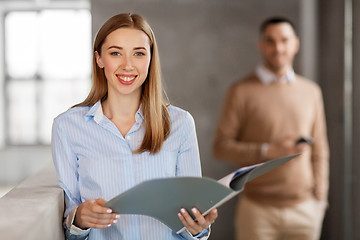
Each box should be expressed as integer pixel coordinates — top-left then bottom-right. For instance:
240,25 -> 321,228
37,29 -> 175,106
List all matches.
52,100 -> 207,240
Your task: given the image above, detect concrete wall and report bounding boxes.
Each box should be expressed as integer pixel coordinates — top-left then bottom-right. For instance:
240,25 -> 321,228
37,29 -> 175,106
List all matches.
317,0 -> 360,239
90,1 -> 311,239
0,164 -> 64,240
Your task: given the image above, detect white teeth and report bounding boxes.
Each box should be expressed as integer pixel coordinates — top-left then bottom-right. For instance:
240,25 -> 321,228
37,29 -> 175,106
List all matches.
118,75 -> 135,81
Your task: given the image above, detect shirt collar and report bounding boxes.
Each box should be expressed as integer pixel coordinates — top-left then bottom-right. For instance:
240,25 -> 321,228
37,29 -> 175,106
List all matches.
255,64 -> 296,85
85,100 -> 144,124
85,100 -> 102,123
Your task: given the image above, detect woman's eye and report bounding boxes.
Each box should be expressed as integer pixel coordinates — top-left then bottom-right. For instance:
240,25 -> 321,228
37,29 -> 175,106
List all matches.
110,52 -> 120,56
135,52 -> 145,56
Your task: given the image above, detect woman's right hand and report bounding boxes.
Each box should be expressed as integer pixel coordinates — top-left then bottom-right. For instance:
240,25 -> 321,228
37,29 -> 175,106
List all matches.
74,198 -> 120,229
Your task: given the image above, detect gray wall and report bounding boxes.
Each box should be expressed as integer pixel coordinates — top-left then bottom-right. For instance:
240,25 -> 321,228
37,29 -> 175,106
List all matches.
90,1 -> 312,239
318,0 -> 360,239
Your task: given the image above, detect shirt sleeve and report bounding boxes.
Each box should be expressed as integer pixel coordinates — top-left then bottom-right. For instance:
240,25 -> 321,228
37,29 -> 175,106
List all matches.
175,112 -> 212,240
52,117 -> 82,216
212,85 -> 265,167
178,226 -> 211,240
175,111 -> 202,177
64,207 -> 91,240
310,89 -> 330,202
52,117 -> 90,239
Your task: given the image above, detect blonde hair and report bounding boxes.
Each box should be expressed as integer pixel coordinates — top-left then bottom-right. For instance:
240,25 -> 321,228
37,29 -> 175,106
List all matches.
75,13 -> 170,154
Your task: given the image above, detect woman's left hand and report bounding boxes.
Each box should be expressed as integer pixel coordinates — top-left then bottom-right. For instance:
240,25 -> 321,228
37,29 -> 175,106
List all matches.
178,207 -> 218,236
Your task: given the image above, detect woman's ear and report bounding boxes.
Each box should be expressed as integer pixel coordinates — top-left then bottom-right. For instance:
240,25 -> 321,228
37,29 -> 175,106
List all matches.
95,51 -> 104,68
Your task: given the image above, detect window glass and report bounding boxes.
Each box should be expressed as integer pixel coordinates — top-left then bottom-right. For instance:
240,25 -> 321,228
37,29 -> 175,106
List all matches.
39,10 -> 91,79
4,9 -> 91,144
5,12 -> 39,79
8,80 -> 37,144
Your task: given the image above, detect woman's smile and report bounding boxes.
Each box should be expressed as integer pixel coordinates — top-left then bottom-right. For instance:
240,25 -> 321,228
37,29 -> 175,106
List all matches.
116,74 -> 137,85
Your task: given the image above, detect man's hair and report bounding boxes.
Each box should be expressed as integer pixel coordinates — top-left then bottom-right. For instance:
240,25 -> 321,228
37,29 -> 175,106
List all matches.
260,17 -> 297,36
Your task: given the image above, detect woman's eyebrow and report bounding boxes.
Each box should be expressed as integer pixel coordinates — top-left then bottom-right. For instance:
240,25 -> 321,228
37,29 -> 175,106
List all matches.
107,46 -> 147,50
134,47 -> 147,50
107,46 -> 122,50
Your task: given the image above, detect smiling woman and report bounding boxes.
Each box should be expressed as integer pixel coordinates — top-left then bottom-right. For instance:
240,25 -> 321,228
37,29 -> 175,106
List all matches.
52,13 -> 217,240
95,28 -> 152,137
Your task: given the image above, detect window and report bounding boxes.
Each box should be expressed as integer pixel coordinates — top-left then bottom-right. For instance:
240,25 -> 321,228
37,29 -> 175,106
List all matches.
4,9 -> 91,145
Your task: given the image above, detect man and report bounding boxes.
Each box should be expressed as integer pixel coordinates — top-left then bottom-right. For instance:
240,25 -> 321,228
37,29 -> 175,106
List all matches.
213,17 -> 329,240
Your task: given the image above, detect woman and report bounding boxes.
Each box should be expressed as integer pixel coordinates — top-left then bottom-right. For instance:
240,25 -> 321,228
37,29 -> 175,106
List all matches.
52,13 -> 217,240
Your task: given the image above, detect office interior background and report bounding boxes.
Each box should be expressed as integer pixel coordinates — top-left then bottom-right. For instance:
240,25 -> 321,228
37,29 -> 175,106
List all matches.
0,0 -> 358,239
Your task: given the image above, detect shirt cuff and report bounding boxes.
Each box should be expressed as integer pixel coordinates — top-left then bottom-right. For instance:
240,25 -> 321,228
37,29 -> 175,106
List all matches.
316,200 -> 329,210
193,227 -> 210,238
261,143 -> 269,159
182,225 -> 211,240
65,207 -> 91,236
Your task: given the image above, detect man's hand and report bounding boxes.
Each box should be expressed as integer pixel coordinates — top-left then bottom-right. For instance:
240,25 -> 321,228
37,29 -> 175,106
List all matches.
266,135 -> 311,159
74,198 -> 120,229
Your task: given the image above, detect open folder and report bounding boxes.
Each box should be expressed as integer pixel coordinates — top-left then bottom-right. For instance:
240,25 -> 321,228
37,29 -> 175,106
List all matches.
104,154 -> 299,234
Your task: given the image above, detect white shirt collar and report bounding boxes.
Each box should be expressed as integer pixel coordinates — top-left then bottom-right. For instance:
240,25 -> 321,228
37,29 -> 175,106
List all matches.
255,64 -> 296,85
85,100 -> 144,124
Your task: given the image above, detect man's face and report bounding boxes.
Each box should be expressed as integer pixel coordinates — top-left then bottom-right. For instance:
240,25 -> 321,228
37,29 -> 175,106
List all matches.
258,23 -> 299,74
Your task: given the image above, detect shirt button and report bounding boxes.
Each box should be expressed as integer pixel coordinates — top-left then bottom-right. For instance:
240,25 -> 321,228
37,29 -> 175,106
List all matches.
126,135 -> 131,141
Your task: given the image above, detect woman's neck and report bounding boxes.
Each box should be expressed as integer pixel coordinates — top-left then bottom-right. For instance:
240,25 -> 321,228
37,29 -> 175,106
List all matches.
103,91 -> 140,118
101,92 -> 141,136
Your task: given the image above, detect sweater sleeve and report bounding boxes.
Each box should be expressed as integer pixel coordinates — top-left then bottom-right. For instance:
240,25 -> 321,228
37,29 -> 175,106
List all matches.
310,88 -> 330,202
212,84 -> 265,167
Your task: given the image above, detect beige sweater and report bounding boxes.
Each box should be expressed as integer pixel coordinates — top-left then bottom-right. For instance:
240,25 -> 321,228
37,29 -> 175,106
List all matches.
213,73 -> 329,207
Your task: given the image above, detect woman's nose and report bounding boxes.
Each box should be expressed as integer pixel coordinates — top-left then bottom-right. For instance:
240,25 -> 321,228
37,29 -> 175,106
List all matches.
123,56 -> 134,70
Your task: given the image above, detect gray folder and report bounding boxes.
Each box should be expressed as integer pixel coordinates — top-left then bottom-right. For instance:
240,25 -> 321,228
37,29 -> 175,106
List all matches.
104,154 -> 299,233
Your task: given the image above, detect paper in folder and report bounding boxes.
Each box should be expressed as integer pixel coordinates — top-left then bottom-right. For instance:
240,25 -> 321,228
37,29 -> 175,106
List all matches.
104,154 -> 299,233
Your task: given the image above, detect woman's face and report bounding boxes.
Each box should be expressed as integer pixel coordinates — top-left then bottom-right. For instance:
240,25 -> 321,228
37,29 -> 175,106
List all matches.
96,27 -> 151,99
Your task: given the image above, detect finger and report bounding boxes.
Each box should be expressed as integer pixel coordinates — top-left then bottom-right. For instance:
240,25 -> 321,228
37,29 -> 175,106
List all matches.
90,199 -> 113,214
84,215 -> 120,229
96,198 -> 107,205
84,218 -> 113,229
296,143 -> 307,151
178,212 -> 198,234
178,208 -> 202,234
204,208 -> 218,224
87,212 -> 120,222
285,134 -> 301,142
191,208 -> 208,228
78,201 -> 120,228
75,213 -> 111,229
79,213 -> 120,229
180,208 -> 196,223
177,211 -> 190,228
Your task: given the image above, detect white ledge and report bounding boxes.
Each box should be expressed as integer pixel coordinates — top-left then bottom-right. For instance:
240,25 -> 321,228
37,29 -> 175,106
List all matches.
0,164 -> 64,240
